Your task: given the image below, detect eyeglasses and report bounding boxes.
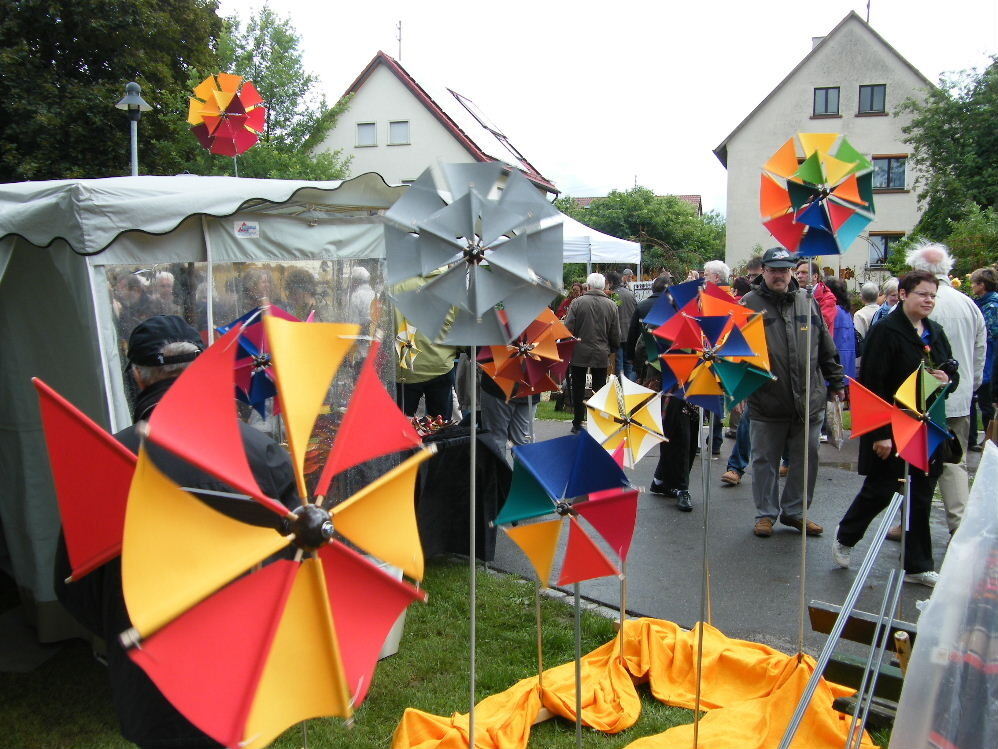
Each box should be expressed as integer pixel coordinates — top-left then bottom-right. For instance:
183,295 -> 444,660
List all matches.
909,290 -> 937,299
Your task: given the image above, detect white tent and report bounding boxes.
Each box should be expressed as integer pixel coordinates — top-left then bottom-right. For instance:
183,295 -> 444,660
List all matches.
560,213 -> 640,266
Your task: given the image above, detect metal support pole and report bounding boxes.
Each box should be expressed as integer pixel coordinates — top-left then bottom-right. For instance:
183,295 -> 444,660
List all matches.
469,345 -> 478,749
129,120 -> 139,177
574,583 -> 583,749
797,276 -> 815,659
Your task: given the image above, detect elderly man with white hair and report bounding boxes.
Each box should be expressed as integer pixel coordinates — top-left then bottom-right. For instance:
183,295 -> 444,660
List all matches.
564,272 -> 620,434
906,240 -> 986,534
853,282 -> 881,340
703,259 -> 731,288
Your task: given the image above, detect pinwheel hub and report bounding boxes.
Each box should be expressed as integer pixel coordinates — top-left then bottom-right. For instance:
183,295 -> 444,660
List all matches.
463,239 -> 487,265
554,501 -> 573,517
289,504 -> 334,551
514,342 -> 536,357
252,352 -> 271,370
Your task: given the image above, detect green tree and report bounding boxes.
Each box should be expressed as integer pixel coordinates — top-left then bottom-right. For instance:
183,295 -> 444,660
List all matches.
0,0 -> 223,181
899,58 -> 998,240
555,187 -> 725,280
179,3 -> 350,179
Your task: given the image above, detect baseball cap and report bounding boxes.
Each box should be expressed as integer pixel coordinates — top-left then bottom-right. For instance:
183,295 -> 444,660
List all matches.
761,247 -> 797,268
127,315 -> 204,366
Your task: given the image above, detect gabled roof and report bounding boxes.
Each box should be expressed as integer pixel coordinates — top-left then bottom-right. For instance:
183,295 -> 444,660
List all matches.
712,11 -> 934,167
342,51 -> 558,194
572,194 -> 703,214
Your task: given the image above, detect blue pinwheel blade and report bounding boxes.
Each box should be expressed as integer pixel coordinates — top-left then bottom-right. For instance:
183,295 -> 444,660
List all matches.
796,199 -> 832,232
926,419 -> 950,459
693,316 -> 730,347
668,280 -> 703,310
642,293 -> 678,329
715,325 -> 757,358
514,432 -> 628,501
798,227 -> 840,257
686,394 -> 725,416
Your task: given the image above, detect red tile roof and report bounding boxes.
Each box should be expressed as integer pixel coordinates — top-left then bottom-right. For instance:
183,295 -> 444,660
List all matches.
342,52 -> 558,194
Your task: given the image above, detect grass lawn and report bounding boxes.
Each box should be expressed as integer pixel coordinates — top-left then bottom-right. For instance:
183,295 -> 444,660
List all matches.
0,560 -> 694,749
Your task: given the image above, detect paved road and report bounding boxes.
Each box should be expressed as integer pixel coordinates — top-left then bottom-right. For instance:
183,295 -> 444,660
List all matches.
490,417 -> 977,655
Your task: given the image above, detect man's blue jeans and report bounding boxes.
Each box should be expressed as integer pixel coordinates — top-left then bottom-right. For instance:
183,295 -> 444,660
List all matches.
726,409 -> 751,474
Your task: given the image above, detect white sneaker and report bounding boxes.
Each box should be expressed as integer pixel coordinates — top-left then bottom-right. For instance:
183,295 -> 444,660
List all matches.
819,433 -> 829,443
903,571 -> 940,588
832,540 -> 852,568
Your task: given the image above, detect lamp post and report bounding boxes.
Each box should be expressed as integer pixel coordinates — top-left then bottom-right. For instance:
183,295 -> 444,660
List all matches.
115,82 -> 152,177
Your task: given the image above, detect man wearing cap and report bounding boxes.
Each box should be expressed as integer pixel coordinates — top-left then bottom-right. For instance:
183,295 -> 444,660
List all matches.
55,315 -> 299,748
741,248 -> 845,538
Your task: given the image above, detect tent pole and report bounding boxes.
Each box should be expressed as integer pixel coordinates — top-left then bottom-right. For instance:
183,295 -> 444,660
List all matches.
200,216 -> 216,341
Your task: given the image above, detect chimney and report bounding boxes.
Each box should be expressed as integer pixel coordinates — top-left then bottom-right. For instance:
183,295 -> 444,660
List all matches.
812,36 -> 825,49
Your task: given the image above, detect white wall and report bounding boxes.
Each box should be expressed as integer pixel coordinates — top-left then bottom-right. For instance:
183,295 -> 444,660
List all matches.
722,16 -> 931,284
313,64 -> 475,185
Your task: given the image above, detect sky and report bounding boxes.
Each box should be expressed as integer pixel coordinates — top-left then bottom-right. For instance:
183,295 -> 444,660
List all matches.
218,0 -> 996,215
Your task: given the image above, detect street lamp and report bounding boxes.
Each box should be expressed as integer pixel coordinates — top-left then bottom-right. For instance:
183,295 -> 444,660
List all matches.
115,82 -> 152,177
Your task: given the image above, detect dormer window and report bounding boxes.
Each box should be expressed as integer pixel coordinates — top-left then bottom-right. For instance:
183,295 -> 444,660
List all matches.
813,87 -> 840,116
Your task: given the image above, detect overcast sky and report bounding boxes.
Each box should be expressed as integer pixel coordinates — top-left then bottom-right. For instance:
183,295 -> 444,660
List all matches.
219,0 -> 996,215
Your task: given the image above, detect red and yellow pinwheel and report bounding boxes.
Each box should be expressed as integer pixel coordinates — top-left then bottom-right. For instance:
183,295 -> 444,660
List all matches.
477,308 -> 577,400
188,73 -> 267,156
585,375 -> 665,468
849,364 -> 951,473
761,132 -> 876,257
647,281 -> 774,415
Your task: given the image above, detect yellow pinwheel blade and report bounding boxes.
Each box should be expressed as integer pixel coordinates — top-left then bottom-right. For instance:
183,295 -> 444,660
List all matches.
331,449 -> 433,581
763,137 -> 798,178
193,76 -> 218,102
213,89 -> 235,111
589,411 -> 627,450
122,448 -> 291,639
822,153 -> 854,185
731,313 -> 770,371
632,398 -> 665,438
586,377 -> 619,416
264,317 -> 359,497
895,369 -> 921,413
686,364 -> 724,396
216,72 -> 243,93
626,424 -> 666,466
243,558 -> 351,749
798,132 -> 839,159
620,375 -> 657,414
187,98 -> 205,125
503,519 -> 562,586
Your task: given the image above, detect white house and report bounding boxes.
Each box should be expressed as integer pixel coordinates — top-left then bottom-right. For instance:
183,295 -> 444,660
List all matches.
314,51 -> 558,196
713,11 -> 933,281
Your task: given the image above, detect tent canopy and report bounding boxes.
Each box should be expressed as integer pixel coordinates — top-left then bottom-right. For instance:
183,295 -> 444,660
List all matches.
560,214 -> 640,265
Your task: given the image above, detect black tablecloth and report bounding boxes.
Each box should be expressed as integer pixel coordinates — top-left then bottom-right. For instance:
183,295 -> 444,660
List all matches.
415,426 -> 511,562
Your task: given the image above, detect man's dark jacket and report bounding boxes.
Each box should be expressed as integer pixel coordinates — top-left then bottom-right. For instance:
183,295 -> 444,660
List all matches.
741,277 -> 845,422
54,378 -> 298,748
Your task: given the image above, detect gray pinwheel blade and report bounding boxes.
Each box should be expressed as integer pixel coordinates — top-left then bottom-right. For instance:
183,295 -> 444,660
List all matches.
441,162 -> 504,202
390,287 -> 453,342
443,307 -> 510,346
471,264 -> 527,318
384,226 -> 425,285
520,222 -> 565,286
481,169 -> 560,244
423,263 -> 472,314
420,191 -> 477,245
385,168 -> 445,229
416,232 -> 463,277
500,282 -> 560,340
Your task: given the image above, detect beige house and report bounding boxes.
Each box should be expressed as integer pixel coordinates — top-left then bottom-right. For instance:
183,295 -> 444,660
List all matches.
313,51 -> 558,196
713,11 -> 933,282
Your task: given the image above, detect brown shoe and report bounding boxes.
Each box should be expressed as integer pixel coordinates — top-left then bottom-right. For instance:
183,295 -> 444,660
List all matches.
754,518 -> 774,537
886,524 -> 902,542
780,515 -> 823,536
779,465 -> 789,477
720,469 -> 742,486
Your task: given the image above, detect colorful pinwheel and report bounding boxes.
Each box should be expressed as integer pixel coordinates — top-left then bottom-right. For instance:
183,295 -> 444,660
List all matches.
495,432 -> 635,587
648,281 -> 775,415
477,308 -> 577,400
395,318 -> 421,371
585,374 -> 665,468
384,163 -> 564,345
119,325 -> 431,749
188,73 -> 267,157
849,364 -> 951,473
761,132 -> 876,256
216,305 -> 301,417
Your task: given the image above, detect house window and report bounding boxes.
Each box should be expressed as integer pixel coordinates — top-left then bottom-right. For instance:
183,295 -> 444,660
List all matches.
813,87 -> 840,116
872,156 -> 907,189
355,122 -> 376,147
869,233 -> 904,267
388,121 -> 410,145
858,84 -> 886,114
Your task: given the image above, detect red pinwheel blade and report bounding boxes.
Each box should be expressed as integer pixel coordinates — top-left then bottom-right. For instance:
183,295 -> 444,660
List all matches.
211,137 -> 239,157
827,200 -> 855,232
892,411 -> 929,472
847,377 -> 897,438
130,560 -> 298,748
316,342 -> 422,497
225,93 -> 247,116
201,115 -> 222,135
212,116 -> 242,140
148,327 -> 289,516
575,489 -> 639,562
556,518 -> 619,586
232,126 -> 260,155
318,541 -> 427,705
245,106 -> 266,132
33,378 -> 137,579
191,123 -> 212,149
239,81 -> 264,108
764,213 -> 806,252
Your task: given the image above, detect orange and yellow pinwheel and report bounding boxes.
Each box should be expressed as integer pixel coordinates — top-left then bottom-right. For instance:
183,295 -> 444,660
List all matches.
188,73 -> 266,156
761,132 -> 876,256
478,308 -> 577,400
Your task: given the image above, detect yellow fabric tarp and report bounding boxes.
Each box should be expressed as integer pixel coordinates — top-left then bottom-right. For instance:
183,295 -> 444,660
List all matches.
392,618 -> 874,749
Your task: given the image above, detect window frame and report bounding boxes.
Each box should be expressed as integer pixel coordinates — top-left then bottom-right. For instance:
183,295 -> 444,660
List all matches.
868,232 -> 905,268
387,120 -> 410,146
858,84 -> 887,115
355,122 -> 377,148
813,86 -> 841,117
872,154 -> 908,191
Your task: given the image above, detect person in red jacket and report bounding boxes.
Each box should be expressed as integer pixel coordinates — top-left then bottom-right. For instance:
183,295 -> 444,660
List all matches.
795,259 -> 838,336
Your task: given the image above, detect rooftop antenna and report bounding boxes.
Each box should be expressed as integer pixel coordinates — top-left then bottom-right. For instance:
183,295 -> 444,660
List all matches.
866,1 -> 871,22
396,21 -> 402,61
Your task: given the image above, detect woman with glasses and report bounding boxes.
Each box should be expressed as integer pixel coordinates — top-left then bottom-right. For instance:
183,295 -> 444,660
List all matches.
831,270 -> 959,587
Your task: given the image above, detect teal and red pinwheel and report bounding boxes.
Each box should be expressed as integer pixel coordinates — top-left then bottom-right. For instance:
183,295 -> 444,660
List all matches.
760,132 -> 876,257
849,364 -> 951,473
645,281 -> 775,415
